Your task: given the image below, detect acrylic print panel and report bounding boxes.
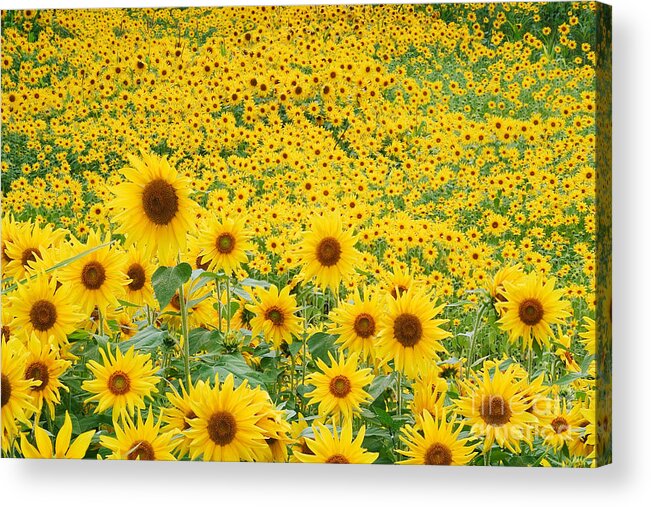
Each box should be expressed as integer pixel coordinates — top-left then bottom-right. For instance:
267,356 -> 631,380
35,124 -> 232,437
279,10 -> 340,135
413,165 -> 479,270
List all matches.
0,2 -> 611,467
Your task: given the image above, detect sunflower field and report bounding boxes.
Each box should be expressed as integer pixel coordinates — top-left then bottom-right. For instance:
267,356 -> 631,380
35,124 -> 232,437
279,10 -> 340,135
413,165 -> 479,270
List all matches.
0,3 -> 611,466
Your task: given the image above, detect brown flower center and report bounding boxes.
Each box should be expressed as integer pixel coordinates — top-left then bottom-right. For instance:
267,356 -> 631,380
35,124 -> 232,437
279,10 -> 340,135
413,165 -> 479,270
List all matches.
393,313 -> 423,347
480,395 -> 512,426
265,306 -> 284,326
25,361 -> 50,392
142,178 -> 179,226
127,263 -> 146,291
551,416 -> 569,434
29,300 -> 58,331
353,313 -> 375,338
170,293 -> 181,311
21,247 -> 41,268
1,374 -> 11,407
389,285 -> 408,299
207,411 -> 237,446
325,454 -> 350,464
315,237 -> 342,267
216,232 -> 235,254
107,371 -> 131,395
518,298 -> 544,326
183,410 -> 197,430
424,443 -> 453,465
329,375 -> 352,398
300,440 -> 315,455
1,325 -> 10,342
195,255 -> 210,271
127,440 -> 155,460
81,261 -> 106,290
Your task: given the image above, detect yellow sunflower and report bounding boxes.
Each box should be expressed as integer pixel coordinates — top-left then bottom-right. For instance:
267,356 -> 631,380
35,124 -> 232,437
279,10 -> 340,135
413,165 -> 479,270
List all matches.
20,411 -> 95,459
398,409 -> 477,466
329,289 -> 381,361
1,213 -> 21,269
579,316 -> 596,355
100,409 -> 177,460
23,334 -> 71,417
3,221 -> 67,280
186,374 -> 267,462
455,363 -> 538,454
249,387 -> 293,463
1,338 -> 38,450
293,419 -> 378,464
9,274 -> 83,347
82,345 -> 160,419
410,369 -> 448,421
496,272 -> 571,350
297,213 -> 360,292
110,152 -> 199,263
487,263 -> 524,311
56,231 -> 129,315
541,399 -> 584,452
162,378 -> 210,458
376,288 -> 450,378
247,284 -> 301,349
122,245 -> 157,308
380,265 -> 417,300
306,351 -> 373,420
195,214 -> 251,275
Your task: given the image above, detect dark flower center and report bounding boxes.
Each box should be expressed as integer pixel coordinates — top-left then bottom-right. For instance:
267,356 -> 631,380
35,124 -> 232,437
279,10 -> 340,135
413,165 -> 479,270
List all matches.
107,371 -> 131,395
142,178 -> 179,226
25,361 -> 50,392
21,247 -> 41,268
29,300 -> 58,331
393,313 -> 423,347
127,263 -> 146,291
551,416 -> 569,434
216,233 -> 236,254
81,261 -> 106,290
1,374 -> 11,407
480,395 -> 512,426
424,443 -> 453,465
265,306 -> 285,326
329,375 -> 352,398
518,298 -> 544,326
207,411 -> 237,446
127,440 -> 155,460
315,237 -> 342,267
325,454 -> 350,464
353,313 -> 375,338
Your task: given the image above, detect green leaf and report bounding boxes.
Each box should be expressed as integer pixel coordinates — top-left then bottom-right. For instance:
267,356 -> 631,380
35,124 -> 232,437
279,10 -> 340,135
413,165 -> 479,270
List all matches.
189,328 -> 222,355
367,374 -> 392,401
307,332 -> 337,364
117,325 -> 168,353
554,372 -> 585,385
152,263 -> 192,308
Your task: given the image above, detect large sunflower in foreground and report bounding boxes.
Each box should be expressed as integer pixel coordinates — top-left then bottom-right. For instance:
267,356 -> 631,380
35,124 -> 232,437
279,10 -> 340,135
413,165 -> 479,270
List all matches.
306,352 -> 373,420
247,284 -> 301,349
195,214 -> 252,275
110,152 -> 199,263
398,410 -> 477,466
1,338 -> 38,450
21,411 -> 95,459
496,272 -> 571,350
376,288 -> 450,378
454,364 -> 538,454
82,346 -> 160,419
293,419 -> 378,464
100,409 -> 177,460
56,231 -> 129,315
329,289 -> 382,361
186,374 -> 267,462
297,213 -> 359,292
9,275 -> 84,347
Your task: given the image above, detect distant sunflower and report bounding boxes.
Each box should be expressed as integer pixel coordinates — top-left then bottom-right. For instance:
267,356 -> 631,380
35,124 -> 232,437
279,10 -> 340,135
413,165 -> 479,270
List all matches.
293,419 -> 378,464
399,410 -> 476,466
101,409 -> 177,460
82,345 -> 160,419
9,275 -> 83,347
247,285 -> 301,349
297,213 -> 359,292
455,364 -> 537,453
186,374 -> 267,462
329,289 -> 381,361
4,221 -> 67,280
306,352 -> 373,420
20,411 -> 95,459
56,231 -> 129,315
496,272 -> 571,350
122,245 -> 156,308
376,288 -> 450,378
23,334 -> 71,417
110,152 -> 199,263
195,214 -> 251,275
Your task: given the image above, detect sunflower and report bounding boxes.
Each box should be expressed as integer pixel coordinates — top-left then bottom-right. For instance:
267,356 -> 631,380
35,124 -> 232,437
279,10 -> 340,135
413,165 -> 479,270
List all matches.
398,409 -> 476,466
82,345 -> 160,419
297,213 -> 359,292
293,419 -> 378,464
487,263 -> 524,310
249,387 -> 293,463
380,265 -> 417,300
122,245 -> 157,308
1,338 -> 38,450
579,316 -> 596,355
496,272 -> 571,350
162,378 -> 210,458
9,274 -> 83,348
410,369 -> 448,421
186,374 -> 268,462
306,352 -> 373,420
540,399 -> 584,452
247,284 -> 301,349
3,221 -> 67,280
195,214 -> 251,275
1,213 -> 21,269
376,288 -> 450,378
20,411 -> 95,459
110,152 -> 199,263
100,409 -> 177,460
56,231 -> 129,315
329,289 -> 381,361
455,363 -> 538,454
23,334 -> 71,417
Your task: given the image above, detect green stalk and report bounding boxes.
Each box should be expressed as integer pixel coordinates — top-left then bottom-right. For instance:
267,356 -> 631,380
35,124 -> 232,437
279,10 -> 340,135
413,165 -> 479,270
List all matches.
178,282 -> 191,388
225,277 -> 231,334
465,302 -> 488,379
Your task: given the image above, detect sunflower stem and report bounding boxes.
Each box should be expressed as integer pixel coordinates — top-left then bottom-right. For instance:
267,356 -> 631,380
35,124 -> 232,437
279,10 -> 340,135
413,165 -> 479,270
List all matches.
178,281 -> 191,388
466,302 -> 488,379
225,276 -> 231,335
216,280 -> 223,334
